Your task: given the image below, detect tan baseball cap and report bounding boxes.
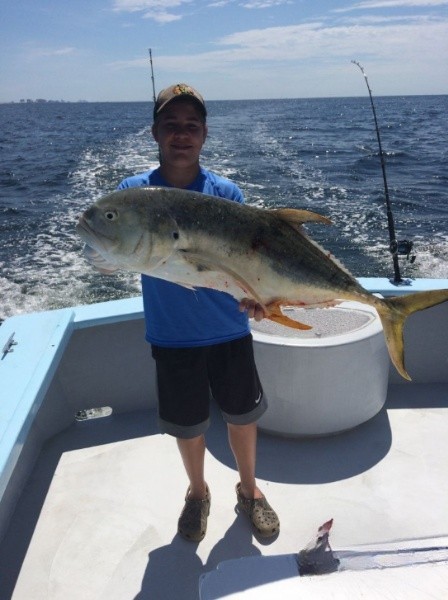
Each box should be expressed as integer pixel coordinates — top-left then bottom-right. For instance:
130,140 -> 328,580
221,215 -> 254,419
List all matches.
153,83 -> 207,120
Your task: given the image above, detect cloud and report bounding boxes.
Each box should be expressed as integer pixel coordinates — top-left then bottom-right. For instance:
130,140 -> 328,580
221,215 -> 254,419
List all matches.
112,0 -> 191,22
113,0 -> 188,9
241,0 -> 292,8
112,0 -> 292,22
340,13 -> 432,22
207,0 -> 232,6
104,8 -> 448,99
50,47 -> 77,56
336,0 -> 448,11
109,16 -> 447,73
209,18 -> 446,63
142,9 -> 183,21
26,46 -> 77,60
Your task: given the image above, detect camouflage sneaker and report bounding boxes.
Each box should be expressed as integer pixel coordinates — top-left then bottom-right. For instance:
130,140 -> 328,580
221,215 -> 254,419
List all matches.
178,485 -> 211,542
236,482 -> 280,538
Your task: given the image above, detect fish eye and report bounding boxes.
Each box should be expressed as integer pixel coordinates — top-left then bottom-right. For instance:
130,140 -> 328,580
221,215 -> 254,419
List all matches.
104,209 -> 118,221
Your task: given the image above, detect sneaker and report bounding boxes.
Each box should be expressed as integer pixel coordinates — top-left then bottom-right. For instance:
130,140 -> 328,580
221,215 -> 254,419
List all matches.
236,482 -> 280,538
178,485 -> 211,542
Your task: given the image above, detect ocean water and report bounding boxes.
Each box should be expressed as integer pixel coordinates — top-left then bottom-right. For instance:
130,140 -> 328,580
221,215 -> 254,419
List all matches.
0,96 -> 447,319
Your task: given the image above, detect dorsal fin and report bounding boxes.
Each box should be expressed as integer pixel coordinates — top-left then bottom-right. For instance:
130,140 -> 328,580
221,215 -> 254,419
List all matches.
270,208 -> 332,232
270,209 -> 353,277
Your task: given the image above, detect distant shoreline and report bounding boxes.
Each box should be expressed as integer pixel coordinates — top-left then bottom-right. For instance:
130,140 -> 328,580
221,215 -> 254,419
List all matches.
1,93 -> 447,106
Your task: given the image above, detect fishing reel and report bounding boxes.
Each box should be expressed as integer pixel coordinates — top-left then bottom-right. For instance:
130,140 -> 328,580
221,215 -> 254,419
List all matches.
390,239 -> 416,264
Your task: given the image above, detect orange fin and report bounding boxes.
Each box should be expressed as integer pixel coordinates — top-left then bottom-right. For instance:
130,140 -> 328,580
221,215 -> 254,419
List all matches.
267,302 -> 313,330
270,208 -> 332,232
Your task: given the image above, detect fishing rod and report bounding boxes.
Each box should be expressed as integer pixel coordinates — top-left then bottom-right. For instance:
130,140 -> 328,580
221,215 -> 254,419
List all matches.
352,60 -> 415,284
148,48 -> 157,105
148,48 -> 162,163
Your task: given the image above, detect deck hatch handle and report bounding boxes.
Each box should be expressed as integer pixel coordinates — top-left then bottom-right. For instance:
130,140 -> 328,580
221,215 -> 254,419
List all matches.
1,333 -> 17,360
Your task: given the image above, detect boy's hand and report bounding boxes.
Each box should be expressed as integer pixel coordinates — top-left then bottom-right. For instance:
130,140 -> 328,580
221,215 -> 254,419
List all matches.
83,245 -> 119,274
239,298 -> 268,322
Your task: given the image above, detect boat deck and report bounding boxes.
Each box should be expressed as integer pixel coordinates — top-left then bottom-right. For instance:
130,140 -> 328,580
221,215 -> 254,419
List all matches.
1,382 -> 447,599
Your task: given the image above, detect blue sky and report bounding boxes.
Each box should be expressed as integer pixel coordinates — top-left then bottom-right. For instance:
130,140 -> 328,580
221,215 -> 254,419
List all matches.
1,0 -> 447,102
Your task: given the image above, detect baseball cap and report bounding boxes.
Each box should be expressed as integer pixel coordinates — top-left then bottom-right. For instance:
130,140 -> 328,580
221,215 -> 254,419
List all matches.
153,83 -> 207,120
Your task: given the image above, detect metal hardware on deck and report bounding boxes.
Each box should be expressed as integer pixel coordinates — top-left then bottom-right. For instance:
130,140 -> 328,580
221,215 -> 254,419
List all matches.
1,333 -> 17,360
75,407 -> 113,421
396,239 -> 416,263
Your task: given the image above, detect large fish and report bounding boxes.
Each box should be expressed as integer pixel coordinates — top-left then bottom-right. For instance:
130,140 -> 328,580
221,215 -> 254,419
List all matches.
76,187 -> 448,380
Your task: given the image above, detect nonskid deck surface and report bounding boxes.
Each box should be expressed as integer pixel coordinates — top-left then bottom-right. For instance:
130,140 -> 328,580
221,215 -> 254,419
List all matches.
1,383 -> 447,600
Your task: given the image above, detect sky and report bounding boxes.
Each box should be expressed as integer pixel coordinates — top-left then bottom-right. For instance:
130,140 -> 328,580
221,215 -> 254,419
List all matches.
1,0 -> 447,102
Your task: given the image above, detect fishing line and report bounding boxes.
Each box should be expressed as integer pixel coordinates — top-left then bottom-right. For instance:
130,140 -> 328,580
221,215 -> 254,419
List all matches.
352,61 -> 415,284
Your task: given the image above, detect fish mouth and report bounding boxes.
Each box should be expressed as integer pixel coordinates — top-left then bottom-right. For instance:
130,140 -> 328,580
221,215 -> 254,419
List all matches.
76,217 -> 93,242
76,216 -> 116,251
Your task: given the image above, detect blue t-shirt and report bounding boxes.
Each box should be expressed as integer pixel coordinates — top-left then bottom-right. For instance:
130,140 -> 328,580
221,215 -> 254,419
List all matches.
117,167 -> 250,347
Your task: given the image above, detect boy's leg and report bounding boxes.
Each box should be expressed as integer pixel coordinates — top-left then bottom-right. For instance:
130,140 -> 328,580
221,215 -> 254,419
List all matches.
228,421 -> 280,538
177,435 -> 208,499
176,434 -> 211,542
151,345 -> 212,541
227,422 -> 263,499
208,336 -> 279,538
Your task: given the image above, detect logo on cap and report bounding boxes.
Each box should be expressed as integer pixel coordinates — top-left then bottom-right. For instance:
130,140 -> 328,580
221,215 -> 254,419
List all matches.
173,84 -> 196,97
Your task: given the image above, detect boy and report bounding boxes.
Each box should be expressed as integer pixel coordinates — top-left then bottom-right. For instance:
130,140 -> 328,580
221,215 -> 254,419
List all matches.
89,83 -> 279,542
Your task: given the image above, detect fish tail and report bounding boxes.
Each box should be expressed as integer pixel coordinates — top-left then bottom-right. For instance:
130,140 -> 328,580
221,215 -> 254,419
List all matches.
376,289 -> 448,380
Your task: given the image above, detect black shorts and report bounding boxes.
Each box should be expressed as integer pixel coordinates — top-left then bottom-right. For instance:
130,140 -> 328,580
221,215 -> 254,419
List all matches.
151,334 -> 267,438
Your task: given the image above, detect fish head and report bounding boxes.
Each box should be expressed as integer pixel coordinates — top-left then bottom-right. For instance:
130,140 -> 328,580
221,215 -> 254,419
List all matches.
77,192 -> 167,273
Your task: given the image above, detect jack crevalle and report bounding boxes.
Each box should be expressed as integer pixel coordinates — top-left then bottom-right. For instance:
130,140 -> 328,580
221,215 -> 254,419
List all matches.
76,187 -> 448,380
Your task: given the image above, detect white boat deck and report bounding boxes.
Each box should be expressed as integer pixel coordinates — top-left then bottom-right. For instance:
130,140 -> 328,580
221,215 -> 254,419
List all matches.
1,382 -> 447,599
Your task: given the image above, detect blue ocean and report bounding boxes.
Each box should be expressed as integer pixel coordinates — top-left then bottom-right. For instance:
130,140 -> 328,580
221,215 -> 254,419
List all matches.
0,96 -> 447,319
